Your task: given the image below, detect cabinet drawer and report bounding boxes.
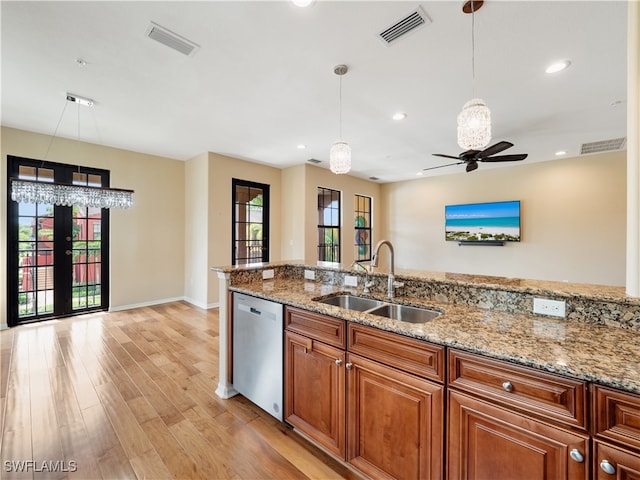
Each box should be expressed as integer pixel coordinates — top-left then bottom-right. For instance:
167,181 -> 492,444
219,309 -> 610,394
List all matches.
448,349 -> 587,429
593,385 -> 640,451
593,441 -> 640,479
348,323 -> 444,383
285,307 -> 346,348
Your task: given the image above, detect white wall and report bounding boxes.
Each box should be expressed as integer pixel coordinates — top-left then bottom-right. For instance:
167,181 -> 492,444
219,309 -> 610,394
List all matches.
381,151 -> 626,286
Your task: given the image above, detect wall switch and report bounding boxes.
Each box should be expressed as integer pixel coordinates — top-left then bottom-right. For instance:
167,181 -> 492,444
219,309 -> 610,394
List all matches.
304,270 -> 315,280
344,275 -> 358,287
262,269 -> 275,280
533,298 -> 566,318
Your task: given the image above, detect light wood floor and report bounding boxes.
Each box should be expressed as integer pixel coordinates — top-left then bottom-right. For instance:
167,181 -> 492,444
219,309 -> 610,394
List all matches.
0,302 -> 357,479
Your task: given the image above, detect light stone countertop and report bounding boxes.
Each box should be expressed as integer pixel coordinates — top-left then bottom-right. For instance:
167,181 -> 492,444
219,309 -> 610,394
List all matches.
229,277 -> 640,395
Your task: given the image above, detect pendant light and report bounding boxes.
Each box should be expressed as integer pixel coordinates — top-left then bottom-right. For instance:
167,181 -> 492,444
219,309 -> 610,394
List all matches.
10,93 -> 134,209
329,64 -> 351,174
457,0 -> 491,150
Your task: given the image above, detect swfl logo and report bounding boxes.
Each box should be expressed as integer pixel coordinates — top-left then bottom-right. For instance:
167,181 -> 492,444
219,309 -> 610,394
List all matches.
3,460 -> 78,473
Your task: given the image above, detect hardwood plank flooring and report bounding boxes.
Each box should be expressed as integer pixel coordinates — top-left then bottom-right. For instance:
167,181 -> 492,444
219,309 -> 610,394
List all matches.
0,302 -> 359,479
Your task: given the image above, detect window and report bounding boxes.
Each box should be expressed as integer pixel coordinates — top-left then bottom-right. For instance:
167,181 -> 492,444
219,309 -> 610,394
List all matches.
354,194 -> 372,261
317,187 -> 341,263
232,179 -> 270,265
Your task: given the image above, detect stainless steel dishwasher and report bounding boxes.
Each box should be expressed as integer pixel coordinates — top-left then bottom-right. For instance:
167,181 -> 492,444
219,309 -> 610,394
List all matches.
232,292 -> 284,421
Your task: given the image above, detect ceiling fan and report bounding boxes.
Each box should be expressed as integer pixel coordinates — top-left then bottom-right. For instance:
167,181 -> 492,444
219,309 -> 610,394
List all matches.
427,141 -> 528,173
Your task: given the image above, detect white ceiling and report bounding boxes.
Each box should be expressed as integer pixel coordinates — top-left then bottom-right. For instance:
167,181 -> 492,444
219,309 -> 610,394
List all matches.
1,1 -> 628,183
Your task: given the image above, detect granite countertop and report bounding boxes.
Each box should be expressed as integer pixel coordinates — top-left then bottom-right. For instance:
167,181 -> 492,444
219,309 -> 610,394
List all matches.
229,277 -> 640,395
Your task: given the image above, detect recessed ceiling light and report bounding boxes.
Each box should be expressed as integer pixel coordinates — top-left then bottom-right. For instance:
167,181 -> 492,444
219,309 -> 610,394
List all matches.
555,150 -> 567,156
416,171 -> 423,176
545,60 -> 571,74
297,144 -> 307,150
291,0 -> 314,6
75,58 -> 87,66
392,112 -> 407,121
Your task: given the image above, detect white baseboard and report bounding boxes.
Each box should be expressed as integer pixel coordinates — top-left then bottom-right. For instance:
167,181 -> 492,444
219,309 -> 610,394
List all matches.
109,296 -> 219,312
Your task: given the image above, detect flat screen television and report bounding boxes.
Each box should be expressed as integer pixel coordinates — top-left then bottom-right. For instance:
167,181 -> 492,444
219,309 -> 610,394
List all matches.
445,200 -> 521,243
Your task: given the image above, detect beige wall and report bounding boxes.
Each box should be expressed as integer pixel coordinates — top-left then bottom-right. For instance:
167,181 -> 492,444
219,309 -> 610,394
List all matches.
279,163 -> 382,266
207,153 -> 282,304
184,153 -> 209,308
380,151 -> 626,286
1,126 -> 186,319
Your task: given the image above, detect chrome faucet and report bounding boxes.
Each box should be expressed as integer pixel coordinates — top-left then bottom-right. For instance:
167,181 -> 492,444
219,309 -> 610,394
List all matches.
371,240 -> 404,298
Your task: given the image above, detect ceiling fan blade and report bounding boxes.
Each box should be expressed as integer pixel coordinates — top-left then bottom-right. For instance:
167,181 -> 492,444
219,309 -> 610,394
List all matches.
480,154 -> 528,163
476,141 -> 514,159
432,153 -> 461,160
423,161 -> 465,172
466,161 -> 479,173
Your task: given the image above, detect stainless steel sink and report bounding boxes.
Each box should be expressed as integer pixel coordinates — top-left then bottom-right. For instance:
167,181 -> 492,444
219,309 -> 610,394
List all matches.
316,294 -> 385,311
366,304 -> 441,323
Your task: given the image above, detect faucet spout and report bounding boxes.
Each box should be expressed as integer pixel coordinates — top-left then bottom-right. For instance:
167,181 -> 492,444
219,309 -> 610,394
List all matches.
371,240 -> 400,298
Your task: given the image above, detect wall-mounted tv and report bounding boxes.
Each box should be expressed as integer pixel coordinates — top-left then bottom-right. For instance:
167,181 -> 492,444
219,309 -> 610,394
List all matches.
445,200 -> 521,243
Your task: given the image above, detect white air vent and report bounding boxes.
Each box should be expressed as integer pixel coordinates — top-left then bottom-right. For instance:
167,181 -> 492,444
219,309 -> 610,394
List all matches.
378,7 -> 431,45
580,137 -> 626,155
307,158 -> 322,164
146,22 -> 200,57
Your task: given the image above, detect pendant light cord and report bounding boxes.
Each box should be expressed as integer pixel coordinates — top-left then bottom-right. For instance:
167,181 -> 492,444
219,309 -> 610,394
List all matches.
471,2 -> 476,97
339,74 -> 343,141
44,99 -> 69,160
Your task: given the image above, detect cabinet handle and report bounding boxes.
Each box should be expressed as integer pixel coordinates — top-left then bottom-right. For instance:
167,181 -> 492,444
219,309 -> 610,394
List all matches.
502,381 -> 514,392
335,359 -> 343,366
345,363 -> 353,370
569,449 -> 584,463
600,460 -> 616,475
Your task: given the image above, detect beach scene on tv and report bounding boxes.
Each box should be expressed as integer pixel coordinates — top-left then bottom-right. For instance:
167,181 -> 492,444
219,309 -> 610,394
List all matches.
445,201 -> 521,242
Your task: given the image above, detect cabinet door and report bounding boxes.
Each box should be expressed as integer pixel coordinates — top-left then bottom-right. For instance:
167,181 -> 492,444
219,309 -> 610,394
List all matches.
594,442 -> 640,479
448,390 -> 589,480
284,330 -> 346,458
347,353 -> 444,480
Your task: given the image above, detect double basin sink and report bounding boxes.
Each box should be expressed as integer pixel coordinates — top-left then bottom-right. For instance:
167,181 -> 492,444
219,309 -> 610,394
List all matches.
315,294 -> 441,324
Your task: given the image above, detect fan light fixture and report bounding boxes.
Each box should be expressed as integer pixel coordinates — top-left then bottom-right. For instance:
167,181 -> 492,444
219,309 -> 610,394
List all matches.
329,64 -> 351,174
457,0 -> 491,150
10,93 -> 134,209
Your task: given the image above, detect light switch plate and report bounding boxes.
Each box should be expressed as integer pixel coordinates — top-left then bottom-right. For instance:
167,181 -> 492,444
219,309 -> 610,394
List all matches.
262,269 -> 274,280
304,270 -> 315,280
344,275 -> 358,287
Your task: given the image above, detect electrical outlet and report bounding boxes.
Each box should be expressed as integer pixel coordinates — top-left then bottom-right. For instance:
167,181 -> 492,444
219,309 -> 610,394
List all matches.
344,275 -> 358,287
304,270 -> 315,280
533,298 -> 566,318
262,269 -> 274,280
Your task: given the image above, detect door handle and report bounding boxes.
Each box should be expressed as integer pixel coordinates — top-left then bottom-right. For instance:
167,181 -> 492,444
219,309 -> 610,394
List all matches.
65,250 -> 72,255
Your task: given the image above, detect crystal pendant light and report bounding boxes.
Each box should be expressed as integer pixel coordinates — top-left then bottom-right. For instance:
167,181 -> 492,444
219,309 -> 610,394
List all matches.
9,93 -> 134,209
329,64 -> 351,174
457,1 -> 491,150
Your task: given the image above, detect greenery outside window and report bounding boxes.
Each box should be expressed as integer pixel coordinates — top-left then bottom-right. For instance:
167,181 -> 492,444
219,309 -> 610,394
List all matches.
354,194 -> 372,261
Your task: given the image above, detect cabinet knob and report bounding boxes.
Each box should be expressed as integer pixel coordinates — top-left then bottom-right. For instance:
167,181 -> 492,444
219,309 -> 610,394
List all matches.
569,449 -> 584,463
335,359 -> 343,366
502,381 -> 514,392
345,363 -> 353,370
600,460 -> 616,475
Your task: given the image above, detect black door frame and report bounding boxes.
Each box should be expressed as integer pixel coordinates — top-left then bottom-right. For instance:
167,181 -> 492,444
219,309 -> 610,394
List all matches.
6,155 -> 111,326
231,178 -> 270,265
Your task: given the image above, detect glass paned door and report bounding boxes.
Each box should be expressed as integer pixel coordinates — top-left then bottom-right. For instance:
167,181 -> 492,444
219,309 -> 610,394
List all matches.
232,179 -> 270,265
7,156 -> 110,326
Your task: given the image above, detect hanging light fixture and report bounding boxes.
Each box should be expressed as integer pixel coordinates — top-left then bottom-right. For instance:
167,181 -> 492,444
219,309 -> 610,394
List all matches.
9,93 -> 134,209
457,0 -> 491,150
329,64 -> 351,174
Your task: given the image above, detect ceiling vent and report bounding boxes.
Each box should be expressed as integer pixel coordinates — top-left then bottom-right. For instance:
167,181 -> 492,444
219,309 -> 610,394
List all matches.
580,137 -> 626,155
307,158 -> 322,164
378,7 -> 431,45
145,22 -> 200,57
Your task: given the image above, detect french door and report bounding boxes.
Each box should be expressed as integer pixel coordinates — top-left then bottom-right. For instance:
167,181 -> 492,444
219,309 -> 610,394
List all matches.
6,156 -> 110,326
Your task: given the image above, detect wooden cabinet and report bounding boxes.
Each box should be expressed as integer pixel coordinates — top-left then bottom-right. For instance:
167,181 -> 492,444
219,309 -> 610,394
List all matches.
447,349 -> 589,480
284,308 -> 444,479
448,390 -> 589,480
346,352 -> 443,480
284,307 -> 346,459
592,386 -> 640,478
